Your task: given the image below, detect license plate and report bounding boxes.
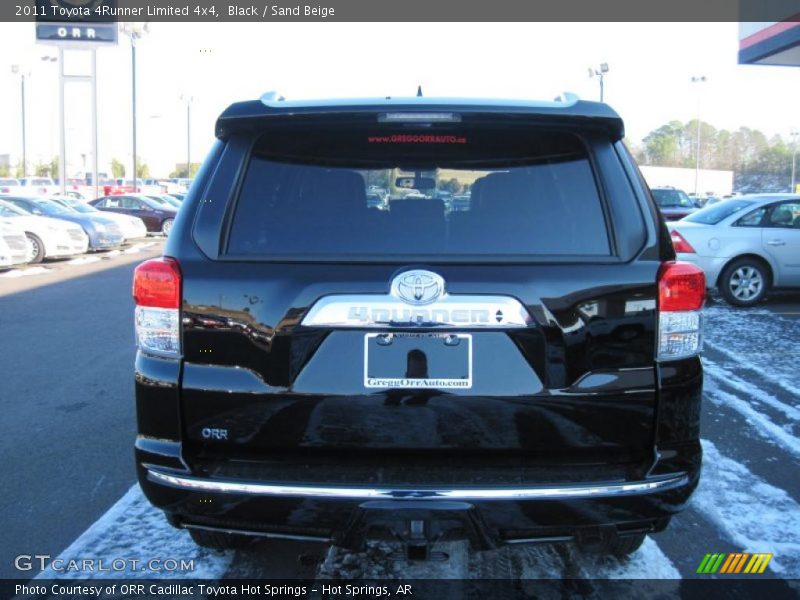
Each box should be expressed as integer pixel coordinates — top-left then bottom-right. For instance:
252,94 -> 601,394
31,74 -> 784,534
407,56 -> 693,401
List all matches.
364,333 -> 472,389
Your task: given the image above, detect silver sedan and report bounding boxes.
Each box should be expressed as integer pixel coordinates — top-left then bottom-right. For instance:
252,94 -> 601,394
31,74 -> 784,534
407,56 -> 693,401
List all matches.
667,194 -> 800,306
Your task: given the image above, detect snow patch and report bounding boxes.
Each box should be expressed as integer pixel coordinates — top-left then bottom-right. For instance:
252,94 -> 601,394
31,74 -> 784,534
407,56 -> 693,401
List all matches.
704,376 -> 800,458
703,303 -> 800,398
0,266 -> 51,278
575,537 -> 681,580
704,357 -> 800,421
36,485 -> 233,579
66,257 -> 101,265
692,440 -> 800,576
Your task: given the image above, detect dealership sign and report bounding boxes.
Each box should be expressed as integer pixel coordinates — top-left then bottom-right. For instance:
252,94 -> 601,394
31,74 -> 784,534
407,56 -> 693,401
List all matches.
35,0 -> 118,46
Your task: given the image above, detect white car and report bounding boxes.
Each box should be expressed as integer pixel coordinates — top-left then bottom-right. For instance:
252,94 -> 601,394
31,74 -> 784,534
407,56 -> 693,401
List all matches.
0,218 -> 31,267
668,194 -> 800,306
17,177 -> 57,197
50,196 -> 148,241
0,199 -> 89,263
0,177 -> 22,195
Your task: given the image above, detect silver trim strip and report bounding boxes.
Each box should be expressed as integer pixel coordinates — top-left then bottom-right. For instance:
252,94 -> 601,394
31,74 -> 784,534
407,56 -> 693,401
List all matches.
301,294 -> 532,329
147,469 -> 688,500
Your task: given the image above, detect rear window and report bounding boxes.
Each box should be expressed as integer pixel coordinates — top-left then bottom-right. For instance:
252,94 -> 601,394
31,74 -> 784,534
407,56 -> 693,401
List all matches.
684,199 -> 754,224
226,126 -> 612,259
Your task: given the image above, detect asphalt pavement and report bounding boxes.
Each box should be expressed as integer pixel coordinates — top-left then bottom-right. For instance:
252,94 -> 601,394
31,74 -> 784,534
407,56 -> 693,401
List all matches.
0,242 -> 164,578
1,250 -> 798,586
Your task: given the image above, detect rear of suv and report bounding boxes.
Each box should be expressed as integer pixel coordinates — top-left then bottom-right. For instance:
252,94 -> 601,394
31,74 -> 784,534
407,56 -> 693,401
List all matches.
133,96 -> 705,557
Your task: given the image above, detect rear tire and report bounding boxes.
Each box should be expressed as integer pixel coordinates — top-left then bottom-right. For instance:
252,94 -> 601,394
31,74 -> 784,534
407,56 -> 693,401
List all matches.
161,218 -> 174,236
25,233 -> 44,264
719,258 -> 769,307
602,533 -> 647,558
188,528 -> 253,551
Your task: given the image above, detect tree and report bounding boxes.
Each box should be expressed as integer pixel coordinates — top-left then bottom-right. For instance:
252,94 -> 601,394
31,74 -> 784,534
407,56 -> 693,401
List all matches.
111,158 -> 126,179
169,163 -> 200,178
137,162 -> 150,179
0,164 -> 9,178
637,119 -> 795,192
34,157 -> 58,178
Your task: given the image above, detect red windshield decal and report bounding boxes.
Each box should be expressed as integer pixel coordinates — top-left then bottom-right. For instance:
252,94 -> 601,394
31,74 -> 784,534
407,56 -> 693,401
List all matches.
368,135 -> 467,144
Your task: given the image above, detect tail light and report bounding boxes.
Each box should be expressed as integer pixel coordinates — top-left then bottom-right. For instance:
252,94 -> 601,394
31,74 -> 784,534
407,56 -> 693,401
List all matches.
670,230 -> 696,254
657,261 -> 705,361
133,257 -> 181,357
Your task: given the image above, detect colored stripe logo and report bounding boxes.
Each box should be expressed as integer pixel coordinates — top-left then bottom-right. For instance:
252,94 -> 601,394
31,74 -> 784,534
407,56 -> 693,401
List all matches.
696,553 -> 773,574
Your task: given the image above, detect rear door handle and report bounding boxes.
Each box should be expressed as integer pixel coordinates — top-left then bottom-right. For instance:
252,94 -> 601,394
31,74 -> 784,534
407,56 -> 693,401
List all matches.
766,240 -> 786,246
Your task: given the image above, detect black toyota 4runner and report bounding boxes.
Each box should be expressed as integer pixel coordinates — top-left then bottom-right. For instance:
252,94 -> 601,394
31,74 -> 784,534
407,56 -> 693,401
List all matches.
133,96 -> 705,558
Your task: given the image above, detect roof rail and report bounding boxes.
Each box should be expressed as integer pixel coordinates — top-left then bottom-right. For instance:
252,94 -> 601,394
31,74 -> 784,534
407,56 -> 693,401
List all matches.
260,91 -> 286,105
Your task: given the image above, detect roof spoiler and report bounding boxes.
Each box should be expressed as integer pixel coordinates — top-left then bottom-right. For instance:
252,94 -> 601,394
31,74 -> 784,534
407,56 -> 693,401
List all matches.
216,95 -> 624,140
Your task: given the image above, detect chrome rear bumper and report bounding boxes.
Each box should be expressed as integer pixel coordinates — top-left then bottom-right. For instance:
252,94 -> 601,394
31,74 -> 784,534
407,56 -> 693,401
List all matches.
147,467 -> 688,501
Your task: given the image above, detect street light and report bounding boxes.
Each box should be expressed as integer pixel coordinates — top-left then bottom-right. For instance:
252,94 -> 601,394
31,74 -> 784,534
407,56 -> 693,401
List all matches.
690,75 -> 707,196
120,22 -> 150,191
180,94 -> 194,178
588,63 -> 609,102
791,129 -> 799,194
10,64 -> 30,178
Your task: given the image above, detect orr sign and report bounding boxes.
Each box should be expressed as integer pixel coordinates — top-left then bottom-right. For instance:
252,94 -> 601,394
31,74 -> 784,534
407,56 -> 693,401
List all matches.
35,0 -> 118,46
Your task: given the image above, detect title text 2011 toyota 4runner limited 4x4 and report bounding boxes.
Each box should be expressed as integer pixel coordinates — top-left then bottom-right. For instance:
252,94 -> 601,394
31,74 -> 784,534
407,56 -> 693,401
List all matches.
133,96 -> 705,558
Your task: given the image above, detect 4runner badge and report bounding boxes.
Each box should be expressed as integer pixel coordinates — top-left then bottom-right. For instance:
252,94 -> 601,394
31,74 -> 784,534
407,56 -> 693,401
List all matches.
392,270 -> 444,305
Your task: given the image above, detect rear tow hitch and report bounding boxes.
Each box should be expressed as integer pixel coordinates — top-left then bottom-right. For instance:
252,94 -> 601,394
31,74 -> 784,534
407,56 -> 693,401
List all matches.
391,519 -> 448,561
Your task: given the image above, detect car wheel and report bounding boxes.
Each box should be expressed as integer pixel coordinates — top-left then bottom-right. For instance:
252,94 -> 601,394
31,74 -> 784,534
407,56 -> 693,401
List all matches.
602,533 -> 647,558
188,528 -> 253,551
719,258 -> 768,307
25,233 -> 44,264
161,218 -> 174,236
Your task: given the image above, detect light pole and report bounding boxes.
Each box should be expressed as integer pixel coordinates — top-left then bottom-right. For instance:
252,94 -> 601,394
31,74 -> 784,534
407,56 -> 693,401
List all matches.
791,129 -> 798,193
180,94 -> 194,178
589,63 -> 609,102
690,76 -> 707,196
39,55 -> 58,177
120,22 -> 149,191
10,65 -> 29,178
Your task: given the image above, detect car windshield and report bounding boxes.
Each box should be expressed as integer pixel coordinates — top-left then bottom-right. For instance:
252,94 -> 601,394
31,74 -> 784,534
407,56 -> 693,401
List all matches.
146,196 -> 174,208
34,199 -> 76,216
62,200 -> 96,214
226,126 -> 612,258
0,179 -> 18,186
684,199 -> 754,224
652,189 -> 694,208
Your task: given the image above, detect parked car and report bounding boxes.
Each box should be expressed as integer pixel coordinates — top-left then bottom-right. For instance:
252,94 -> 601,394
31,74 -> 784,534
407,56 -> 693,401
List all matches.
651,187 -> 698,220
0,218 -> 31,268
366,192 -> 388,210
50,196 -> 148,241
3,196 -> 124,251
0,199 -> 88,263
18,177 -> 57,197
148,194 -> 182,209
133,96 -> 704,558
90,194 -> 177,235
669,194 -> 800,306
449,193 -> 471,212
0,177 -> 22,195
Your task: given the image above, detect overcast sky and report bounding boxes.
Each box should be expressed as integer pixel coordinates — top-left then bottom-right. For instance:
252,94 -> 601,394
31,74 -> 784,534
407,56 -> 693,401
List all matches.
0,21 -> 798,177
